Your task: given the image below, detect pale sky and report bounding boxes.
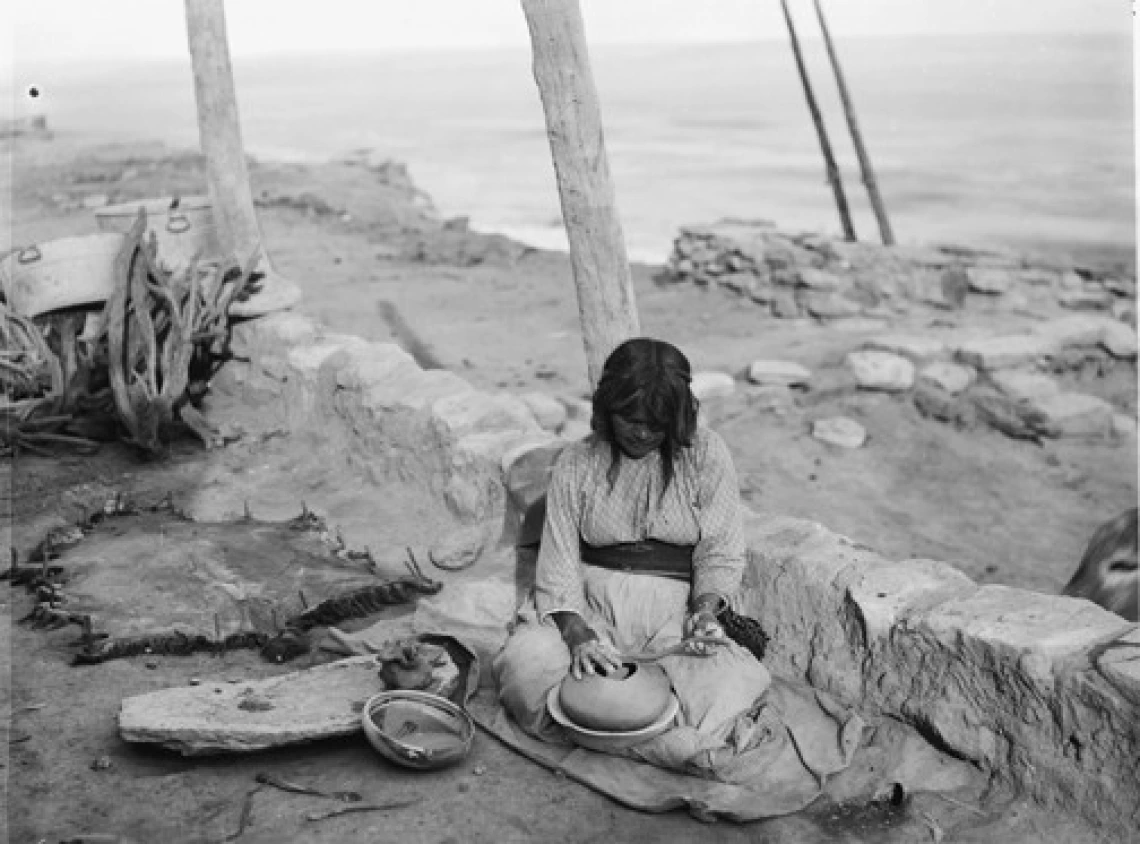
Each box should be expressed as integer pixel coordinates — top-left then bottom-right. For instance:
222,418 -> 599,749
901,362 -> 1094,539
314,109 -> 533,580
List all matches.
3,0 -> 1134,66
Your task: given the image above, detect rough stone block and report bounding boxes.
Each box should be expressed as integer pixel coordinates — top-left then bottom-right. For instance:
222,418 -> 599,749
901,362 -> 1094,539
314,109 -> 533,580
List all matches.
918,362 -> 975,396
747,360 -> 812,387
502,438 -> 566,512
955,335 -> 1054,370
334,343 -> 418,391
913,381 -> 976,425
919,586 -> 1130,685
802,291 -> 863,319
691,371 -> 736,401
286,335 -> 370,377
797,268 -> 845,291
1033,315 -> 1111,350
1096,626 -> 1140,706
863,334 -> 947,362
989,370 -> 1061,402
361,367 -> 472,413
847,559 -> 977,642
1100,321 -> 1138,359
520,392 -> 568,432
431,391 -> 538,440
1029,392 -> 1115,438
845,350 -> 916,392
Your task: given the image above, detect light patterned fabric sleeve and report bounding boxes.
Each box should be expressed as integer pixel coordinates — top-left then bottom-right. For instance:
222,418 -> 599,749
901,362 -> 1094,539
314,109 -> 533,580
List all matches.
691,429 -> 746,605
534,445 -> 588,622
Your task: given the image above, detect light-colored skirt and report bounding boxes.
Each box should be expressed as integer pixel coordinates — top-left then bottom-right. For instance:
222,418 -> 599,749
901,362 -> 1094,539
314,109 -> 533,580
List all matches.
493,567 -> 776,779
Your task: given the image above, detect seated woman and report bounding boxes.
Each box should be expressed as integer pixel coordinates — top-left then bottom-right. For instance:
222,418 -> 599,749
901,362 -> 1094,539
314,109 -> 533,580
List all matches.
493,337 -> 772,778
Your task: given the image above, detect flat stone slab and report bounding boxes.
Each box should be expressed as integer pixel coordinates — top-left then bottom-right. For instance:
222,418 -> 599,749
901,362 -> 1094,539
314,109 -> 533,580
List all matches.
812,417 -> 867,449
845,351 -> 915,392
955,335 -> 1055,370
747,360 -> 812,387
119,656 -> 383,755
862,335 -> 947,362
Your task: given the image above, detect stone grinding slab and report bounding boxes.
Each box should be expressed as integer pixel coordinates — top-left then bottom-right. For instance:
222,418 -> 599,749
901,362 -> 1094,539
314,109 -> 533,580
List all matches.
119,655 -> 383,755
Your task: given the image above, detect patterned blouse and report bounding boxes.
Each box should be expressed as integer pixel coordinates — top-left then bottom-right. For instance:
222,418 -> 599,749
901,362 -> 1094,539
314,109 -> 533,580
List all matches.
535,426 -> 746,621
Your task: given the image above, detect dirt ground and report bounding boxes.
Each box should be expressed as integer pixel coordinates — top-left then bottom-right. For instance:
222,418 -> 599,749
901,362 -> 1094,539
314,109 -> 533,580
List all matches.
3,135 -> 1137,844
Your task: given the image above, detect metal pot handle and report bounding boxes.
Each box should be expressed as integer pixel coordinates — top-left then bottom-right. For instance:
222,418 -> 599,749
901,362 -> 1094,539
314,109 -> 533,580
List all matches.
166,213 -> 192,234
17,245 -> 42,264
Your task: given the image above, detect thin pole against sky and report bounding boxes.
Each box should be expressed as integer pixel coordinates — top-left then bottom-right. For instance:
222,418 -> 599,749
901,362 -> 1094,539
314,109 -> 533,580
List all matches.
184,0 -> 300,316
778,0 -> 856,242
813,0 -> 894,246
520,0 -> 640,389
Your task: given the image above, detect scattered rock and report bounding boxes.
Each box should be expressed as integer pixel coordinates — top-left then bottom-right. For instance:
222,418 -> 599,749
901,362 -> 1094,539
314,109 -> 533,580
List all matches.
966,267 -> 1013,294
913,382 -> 975,425
811,417 -> 867,449
918,362 -> 975,396
970,389 -> 1058,441
1100,321 -> 1138,359
801,291 -> 863,320
955,335 -> 1055,371
797,268 -> 845,291
770,291 -> 800,318
845,351 -> 916,392
746,360 -> 812,387
863,334 -> 947,362
691,371 -> 736,401
1112,413 -> 1138,439
1059,290 -> 1113,311
520,392 -> 568,432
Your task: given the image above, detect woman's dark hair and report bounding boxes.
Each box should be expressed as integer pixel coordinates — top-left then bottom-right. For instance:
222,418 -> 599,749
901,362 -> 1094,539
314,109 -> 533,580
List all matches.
590,337 -> 700,493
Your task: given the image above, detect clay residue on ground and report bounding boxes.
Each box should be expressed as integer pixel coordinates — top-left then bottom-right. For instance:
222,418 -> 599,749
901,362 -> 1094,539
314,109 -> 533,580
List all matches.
4,135 -> 1136,844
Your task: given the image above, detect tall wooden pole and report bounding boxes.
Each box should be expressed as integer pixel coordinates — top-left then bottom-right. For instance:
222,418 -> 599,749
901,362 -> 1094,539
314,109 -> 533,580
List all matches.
779,0 -> 856,242
813,0 -> 894,246
184,0 -> 300,316
520,0 -> 640,388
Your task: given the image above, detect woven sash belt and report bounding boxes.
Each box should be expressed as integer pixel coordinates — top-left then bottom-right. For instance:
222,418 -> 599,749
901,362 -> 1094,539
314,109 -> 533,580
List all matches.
578,537 -> 770,661
579,538 -> 693,581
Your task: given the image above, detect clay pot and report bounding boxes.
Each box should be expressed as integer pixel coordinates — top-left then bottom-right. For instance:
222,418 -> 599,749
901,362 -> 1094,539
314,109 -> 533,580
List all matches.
558,662 -> 672,732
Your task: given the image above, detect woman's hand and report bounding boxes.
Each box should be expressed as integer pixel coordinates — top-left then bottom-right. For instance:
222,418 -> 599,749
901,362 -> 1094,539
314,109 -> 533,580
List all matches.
552,611 -> 623,679
570,638 -> 624,679
683,609 -> 727,656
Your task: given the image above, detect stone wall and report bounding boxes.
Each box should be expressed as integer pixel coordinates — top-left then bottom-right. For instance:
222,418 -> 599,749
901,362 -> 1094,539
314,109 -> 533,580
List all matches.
222,306 -> 1137,839
664,219 -> 1136,321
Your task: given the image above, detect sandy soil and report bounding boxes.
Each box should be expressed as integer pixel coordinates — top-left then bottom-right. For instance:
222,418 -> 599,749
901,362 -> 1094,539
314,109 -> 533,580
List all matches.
3,134 -> 1136,844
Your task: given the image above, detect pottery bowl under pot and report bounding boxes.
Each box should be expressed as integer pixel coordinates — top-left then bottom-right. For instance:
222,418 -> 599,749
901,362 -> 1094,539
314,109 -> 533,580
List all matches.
361,690 -> 474,771
547,685 -> 679,753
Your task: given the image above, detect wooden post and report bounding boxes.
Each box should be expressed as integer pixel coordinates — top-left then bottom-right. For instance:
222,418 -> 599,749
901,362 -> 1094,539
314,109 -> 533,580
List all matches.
184,0 -> 299,315
520,0 -> 640,388
778,0 -> 856,242
813,0 -> 895,246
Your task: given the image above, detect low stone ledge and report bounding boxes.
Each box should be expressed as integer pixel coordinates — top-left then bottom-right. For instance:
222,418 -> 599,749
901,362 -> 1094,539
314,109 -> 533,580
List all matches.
734,512 -> 1139,836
